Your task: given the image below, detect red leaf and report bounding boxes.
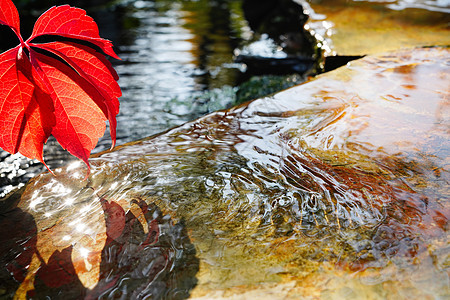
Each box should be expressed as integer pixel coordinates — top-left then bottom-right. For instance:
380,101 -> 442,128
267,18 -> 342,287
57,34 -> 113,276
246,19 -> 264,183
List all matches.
29,5 -> 120,60
0,0 -> 121,174
0,47 -> 54,164
0,47 -> 32,153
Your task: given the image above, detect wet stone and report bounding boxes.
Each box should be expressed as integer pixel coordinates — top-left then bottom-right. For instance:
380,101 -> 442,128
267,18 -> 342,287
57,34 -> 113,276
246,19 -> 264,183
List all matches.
1,47 -> 449,299
302,0 -> 450,56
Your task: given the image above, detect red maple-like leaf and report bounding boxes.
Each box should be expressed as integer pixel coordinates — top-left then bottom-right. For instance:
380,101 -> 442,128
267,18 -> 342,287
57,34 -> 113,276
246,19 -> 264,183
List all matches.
0,0 -> 121,174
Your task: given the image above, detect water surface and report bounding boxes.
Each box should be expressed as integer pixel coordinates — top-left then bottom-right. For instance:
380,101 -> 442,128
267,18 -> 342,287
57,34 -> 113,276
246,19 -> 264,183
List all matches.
2,46 -> 447,299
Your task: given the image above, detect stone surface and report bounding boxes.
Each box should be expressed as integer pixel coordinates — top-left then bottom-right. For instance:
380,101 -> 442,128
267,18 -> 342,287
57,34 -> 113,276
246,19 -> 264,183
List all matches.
1,47 -> 448,299
301,0 -> 450,55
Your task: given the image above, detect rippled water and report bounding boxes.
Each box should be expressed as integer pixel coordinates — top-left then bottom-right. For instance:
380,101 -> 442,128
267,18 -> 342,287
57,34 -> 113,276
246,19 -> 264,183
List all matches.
0,1 -> 449,296
2,47 -> 448,298
3,0 -> 447,197
110,0 -> 243,146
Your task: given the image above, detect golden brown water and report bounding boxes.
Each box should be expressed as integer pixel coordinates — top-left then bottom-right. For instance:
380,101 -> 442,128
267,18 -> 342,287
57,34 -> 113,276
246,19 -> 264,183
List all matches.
1,47 -> 448,299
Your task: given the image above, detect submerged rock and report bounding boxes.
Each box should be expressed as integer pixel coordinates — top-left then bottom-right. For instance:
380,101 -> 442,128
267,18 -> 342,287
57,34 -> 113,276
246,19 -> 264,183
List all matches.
1,47 -> 448,299
301,0 -> 450,56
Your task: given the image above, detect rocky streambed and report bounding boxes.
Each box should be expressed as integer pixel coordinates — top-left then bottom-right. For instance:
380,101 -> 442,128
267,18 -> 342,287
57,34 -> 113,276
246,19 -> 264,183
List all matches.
1,0 -> 449,299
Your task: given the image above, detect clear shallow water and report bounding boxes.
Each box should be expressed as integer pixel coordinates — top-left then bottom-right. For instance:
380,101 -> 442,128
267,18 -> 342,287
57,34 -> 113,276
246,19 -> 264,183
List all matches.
1,47 -> 448,298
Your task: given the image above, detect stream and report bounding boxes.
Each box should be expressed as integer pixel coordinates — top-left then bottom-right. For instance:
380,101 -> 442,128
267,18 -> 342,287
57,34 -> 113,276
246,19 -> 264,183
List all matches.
0,0 -> 449,299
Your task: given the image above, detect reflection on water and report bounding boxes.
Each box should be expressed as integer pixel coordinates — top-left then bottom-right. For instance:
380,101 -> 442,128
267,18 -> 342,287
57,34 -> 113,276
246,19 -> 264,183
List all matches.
2,47 -> 448,298
0,190 -> 199,299
111,0 -> 244,147
113,1 -> 199,142
0,0 -> 250,198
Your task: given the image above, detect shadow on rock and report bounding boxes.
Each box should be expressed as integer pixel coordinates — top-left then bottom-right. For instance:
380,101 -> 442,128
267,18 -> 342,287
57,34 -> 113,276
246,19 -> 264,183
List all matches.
0,195 -> 199,299
87,197 -> 199,299
0,207 -> 37,299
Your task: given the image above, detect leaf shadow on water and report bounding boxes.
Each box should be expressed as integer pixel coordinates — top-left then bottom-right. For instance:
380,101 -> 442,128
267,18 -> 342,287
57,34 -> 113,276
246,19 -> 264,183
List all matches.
0,195 -> 199,299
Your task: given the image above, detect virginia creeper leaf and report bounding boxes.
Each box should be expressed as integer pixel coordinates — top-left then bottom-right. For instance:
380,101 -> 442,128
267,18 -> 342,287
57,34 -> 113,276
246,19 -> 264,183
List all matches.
0,0 -> 19,35
0,0 -> 121,175
31,51 -> 108,167
0,46 -> 54,164
30,5 -> 120,60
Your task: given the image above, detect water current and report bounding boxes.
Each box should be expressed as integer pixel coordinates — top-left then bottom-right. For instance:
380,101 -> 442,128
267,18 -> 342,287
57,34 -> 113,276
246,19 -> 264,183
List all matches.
2,46 -> 448,298
0,1 -> 449,298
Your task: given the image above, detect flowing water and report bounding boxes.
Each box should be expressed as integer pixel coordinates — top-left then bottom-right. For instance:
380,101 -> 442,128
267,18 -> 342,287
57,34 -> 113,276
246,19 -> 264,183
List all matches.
1,47 -> 448,298
0,0 -> 449,299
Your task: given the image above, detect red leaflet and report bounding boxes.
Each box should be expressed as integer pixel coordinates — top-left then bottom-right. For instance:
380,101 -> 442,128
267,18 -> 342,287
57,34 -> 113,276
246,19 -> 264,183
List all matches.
31,5 -> 119,60
0,0 -> 121,174
0,0 -> 19,34
0,47 -> 54,163
34,41 -> 121,145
